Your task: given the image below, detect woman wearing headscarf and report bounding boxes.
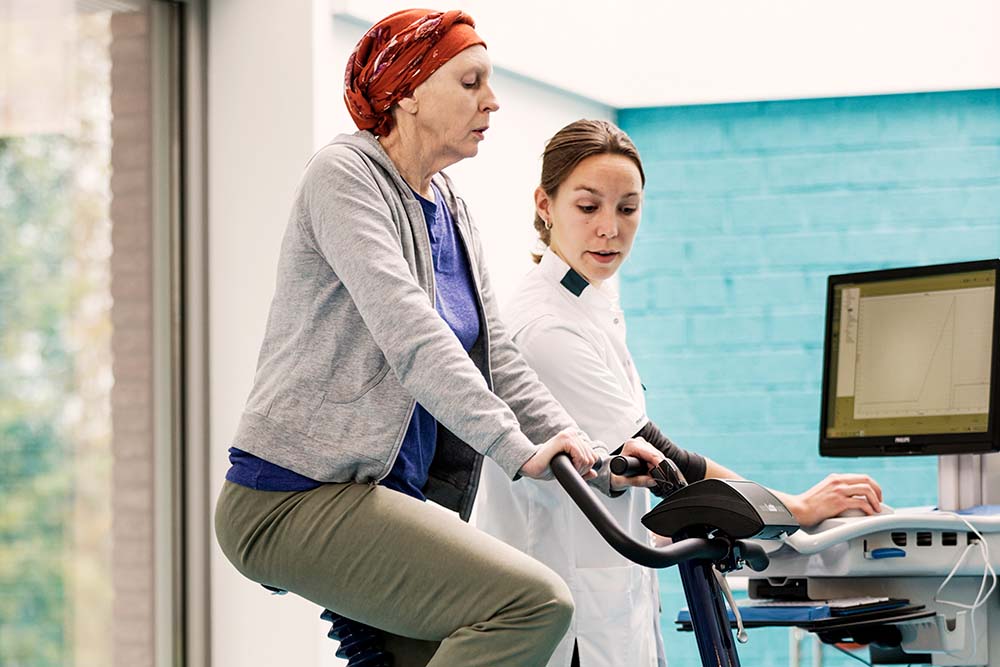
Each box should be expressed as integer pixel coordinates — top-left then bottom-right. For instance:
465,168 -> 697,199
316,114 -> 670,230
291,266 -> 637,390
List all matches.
213,10 -> 663,667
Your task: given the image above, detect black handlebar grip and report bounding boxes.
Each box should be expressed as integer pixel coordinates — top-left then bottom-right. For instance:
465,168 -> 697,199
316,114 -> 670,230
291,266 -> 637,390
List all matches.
609,455 -> 646,476
734,540 -> 771,572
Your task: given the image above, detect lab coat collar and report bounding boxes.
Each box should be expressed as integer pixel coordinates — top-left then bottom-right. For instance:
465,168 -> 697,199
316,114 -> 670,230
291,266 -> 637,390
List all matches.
538,247 -> 620,309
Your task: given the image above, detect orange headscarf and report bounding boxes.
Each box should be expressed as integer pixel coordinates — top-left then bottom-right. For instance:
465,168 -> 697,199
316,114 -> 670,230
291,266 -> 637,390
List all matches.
344,9 -> 486,137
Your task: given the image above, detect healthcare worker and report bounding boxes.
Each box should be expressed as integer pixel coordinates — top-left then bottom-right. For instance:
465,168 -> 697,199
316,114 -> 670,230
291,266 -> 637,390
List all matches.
475,119 -> 885,667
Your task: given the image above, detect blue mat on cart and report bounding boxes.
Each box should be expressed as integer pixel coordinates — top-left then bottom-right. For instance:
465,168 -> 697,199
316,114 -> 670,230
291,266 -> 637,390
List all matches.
676,597 -> 909,625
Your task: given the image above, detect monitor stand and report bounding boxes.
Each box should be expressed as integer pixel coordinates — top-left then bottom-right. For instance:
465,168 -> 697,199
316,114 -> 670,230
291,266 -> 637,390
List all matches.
938,452 -> 1000,511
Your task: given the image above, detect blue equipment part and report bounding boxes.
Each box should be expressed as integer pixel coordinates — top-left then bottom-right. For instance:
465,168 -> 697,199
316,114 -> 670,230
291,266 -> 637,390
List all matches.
677,598 -> 910,624
678,556 -> 743,666
869,547 -> 906,559
321,609 -> 393,667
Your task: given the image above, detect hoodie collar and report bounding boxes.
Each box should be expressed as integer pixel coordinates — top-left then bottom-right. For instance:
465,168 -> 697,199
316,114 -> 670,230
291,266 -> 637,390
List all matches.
330,130 -> 461,213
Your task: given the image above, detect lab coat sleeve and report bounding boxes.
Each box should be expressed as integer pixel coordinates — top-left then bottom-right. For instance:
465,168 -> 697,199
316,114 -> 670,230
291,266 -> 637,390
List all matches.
514,317 -> 649,465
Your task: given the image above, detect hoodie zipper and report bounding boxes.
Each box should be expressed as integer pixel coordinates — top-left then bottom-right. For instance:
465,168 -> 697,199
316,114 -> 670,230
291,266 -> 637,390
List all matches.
374,193 -> 434,484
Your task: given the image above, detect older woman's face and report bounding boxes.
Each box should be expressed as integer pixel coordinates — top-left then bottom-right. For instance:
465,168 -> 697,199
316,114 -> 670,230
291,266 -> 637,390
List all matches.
409,45 -> 499,163
538,154 -> 643,287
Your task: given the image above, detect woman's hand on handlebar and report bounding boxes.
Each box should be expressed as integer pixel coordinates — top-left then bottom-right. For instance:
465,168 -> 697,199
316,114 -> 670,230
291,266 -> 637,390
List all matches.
519,428 -> 599,480
611,437 -> 665,491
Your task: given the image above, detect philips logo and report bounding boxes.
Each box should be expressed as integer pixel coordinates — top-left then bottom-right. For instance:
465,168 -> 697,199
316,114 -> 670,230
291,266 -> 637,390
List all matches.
895,436 -> 911,444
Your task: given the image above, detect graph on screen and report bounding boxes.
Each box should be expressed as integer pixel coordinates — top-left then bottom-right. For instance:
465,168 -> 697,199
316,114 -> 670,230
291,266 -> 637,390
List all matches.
851,287 -> 993,419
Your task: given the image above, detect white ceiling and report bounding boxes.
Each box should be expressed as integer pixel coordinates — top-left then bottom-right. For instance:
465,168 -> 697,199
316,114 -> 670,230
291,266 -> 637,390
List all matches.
336,0 -> 1000,108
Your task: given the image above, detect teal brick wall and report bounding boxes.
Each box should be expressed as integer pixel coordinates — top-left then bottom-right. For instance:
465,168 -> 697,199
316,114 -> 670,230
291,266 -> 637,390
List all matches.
617,89 -> 1000,666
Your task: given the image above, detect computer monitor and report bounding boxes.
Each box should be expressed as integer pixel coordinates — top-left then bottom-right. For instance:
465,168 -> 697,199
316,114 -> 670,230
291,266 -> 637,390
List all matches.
820,259 -> 1000,457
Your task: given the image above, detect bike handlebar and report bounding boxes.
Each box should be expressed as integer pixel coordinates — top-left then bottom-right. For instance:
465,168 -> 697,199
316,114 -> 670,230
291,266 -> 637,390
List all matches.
552,453 -> 727,568
551,453 -> 770,571
609,454 -> 646,476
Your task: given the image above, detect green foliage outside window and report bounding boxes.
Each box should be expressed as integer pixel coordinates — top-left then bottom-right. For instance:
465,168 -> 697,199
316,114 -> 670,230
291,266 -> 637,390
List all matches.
1,15 -> 114,664
0,134 -> 76,665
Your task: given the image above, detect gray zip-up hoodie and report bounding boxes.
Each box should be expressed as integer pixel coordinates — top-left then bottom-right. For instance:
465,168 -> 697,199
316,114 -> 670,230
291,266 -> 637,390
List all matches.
232,131 -> 609,519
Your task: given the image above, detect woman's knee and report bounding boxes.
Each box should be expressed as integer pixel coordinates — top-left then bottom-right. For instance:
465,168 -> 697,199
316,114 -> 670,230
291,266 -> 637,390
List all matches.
549,575 -> 576,631
214,484 -> 244,570
524,566 -> 575,635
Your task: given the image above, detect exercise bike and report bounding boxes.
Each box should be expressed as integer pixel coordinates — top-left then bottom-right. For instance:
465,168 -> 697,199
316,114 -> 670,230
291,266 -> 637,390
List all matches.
556,453 -> 798,667
269,454 -> 799,667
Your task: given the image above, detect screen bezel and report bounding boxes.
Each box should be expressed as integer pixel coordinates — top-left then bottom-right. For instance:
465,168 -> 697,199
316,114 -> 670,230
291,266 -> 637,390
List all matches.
819,259 -> 1000,457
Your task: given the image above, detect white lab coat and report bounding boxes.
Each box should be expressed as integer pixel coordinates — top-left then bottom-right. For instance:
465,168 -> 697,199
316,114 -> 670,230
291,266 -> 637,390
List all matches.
476,249 -> 666,667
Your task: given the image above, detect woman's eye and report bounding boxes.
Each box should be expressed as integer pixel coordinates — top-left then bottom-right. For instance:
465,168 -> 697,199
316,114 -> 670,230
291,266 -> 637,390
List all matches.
578,205 -> 597,214
462,80 -> 478,89
621,207 -> 637,215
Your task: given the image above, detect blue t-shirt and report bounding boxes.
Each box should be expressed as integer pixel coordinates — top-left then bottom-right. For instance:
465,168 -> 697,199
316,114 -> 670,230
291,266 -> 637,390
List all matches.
226,183 -> 480,500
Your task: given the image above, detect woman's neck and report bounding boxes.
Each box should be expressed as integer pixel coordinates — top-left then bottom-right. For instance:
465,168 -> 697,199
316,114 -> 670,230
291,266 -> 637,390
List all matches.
549,244 -> 603,289
379,130 -> 446,199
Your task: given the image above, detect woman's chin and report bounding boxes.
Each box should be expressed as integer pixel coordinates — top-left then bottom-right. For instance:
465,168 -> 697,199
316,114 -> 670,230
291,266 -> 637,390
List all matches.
456,138 -> 483,158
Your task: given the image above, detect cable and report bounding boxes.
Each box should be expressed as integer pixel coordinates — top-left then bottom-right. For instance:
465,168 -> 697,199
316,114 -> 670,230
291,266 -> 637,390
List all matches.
930,512 -> 997,660
932,513 -> 996,658
713,569 -> 749,644
832,643 -> 872,666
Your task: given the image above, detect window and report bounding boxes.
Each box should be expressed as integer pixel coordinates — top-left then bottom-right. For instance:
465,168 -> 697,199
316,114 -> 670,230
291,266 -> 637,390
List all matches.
0,2 -> 189,664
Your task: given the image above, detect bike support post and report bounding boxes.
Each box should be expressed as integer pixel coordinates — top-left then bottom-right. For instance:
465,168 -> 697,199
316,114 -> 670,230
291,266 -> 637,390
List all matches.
677,558 -> 742,667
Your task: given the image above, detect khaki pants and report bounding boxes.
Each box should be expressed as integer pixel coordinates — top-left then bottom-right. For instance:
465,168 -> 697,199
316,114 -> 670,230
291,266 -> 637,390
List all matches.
215,480 -> 574,666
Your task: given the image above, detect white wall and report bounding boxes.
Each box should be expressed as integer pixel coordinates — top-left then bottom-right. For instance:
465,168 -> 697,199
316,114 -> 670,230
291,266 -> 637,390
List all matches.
209,1 -> 335,665
209,6 -> 611,667
343,0 -> 1000,108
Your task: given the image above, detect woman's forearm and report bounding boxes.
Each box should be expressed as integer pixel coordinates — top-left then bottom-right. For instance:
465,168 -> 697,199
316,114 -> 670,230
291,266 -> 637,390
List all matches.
702,457 -> 742,481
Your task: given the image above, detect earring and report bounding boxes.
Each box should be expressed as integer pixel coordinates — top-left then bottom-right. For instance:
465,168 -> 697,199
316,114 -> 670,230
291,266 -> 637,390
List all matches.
544,218 -> 553,231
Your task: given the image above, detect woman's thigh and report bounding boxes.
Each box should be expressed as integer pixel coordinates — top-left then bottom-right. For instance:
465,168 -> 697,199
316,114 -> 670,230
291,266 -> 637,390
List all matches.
215,480 -> 568,641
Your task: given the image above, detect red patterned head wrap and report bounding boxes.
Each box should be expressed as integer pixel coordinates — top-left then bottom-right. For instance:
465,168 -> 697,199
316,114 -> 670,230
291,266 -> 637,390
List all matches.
344,9 -> 486,137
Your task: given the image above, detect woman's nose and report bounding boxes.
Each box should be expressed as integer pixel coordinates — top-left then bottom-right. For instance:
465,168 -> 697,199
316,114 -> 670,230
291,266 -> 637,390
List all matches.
482,84 -> 500,112
595,212 -> 619,238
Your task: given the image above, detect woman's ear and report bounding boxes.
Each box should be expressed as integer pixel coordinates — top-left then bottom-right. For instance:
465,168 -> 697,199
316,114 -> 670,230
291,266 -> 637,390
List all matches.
534,186 -> 551,224
396,94 -> 418,115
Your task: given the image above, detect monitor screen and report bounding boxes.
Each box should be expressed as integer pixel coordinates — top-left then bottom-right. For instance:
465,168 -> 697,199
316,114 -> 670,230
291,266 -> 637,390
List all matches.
820,259 -> 1000,457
